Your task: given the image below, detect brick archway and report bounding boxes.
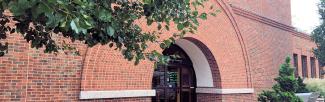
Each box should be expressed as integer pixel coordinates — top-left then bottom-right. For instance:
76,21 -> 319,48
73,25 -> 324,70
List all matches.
78,0 -> 254,100
176,37 -> 221,88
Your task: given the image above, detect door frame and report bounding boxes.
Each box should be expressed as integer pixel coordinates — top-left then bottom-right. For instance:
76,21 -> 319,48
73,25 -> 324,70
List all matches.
152,61 -> 197,102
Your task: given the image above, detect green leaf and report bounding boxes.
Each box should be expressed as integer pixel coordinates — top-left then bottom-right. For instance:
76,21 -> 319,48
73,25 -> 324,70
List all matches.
70,20 -> 79,34
177,23 -> 184,31
98,9 -> 112,22
84,20 -> 92,27
72,0 -> 83,5
33,3 -> 51,19
8,1 -> 26,16
18,0 -> 30,8
60,21 -> 67,28
199,13 -> 207,20
143,0 -> 152,4
192,18 -> 199,26
185,0 -> 190,3
160,43 -> 166,49
192,11 -> 199,17
141,43 -> 148,50
78,19 -> 93,29
56,0 -> 65,4
106,26 -> 115,36
163,39 -> 172,48
46,13 -> 61,28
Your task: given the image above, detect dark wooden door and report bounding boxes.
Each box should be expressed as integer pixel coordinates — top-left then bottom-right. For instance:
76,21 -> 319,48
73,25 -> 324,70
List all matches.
179,64 -> 196,102
152,63 -> 196,102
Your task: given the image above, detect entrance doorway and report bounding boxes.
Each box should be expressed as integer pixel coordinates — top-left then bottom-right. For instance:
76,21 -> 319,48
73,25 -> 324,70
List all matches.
152,45 -> 196,102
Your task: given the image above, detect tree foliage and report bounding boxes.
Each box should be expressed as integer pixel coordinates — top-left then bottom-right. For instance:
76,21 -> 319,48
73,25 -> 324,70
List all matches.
0,0 -> 218,64
312,0 -> 325,67
258,57 -> 303,102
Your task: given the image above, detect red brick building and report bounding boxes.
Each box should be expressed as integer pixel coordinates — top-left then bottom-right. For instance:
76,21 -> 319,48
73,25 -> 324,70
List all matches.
0,0 -> 324,102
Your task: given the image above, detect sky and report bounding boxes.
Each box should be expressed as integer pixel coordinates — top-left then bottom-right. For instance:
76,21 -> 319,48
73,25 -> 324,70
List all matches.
291,0 -> 321,34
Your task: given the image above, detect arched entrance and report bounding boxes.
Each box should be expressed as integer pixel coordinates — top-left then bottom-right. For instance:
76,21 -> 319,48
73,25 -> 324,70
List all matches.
152,44 -> 197,102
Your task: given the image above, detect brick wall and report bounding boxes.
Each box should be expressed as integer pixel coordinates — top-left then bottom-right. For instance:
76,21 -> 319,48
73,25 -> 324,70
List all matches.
0,29 -> 154,102
0,33 -> 86,101
0,0 -> 253,101
292,32 -> 322,79
0,0 -> 319,102
81,45 -> 154,91
197,94 -> 222,102
227,0 -> 292,25
233,10 -> 292,99
197,94 -> 254,102
231,0 -> 322,99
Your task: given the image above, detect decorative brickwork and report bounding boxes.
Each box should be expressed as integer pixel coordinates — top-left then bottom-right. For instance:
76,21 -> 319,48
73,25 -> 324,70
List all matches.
183,37 -> 222,88
0,0 -> 321,101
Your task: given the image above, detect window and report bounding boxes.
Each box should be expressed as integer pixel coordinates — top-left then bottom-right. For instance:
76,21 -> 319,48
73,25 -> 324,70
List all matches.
293,54 -> 299,77
301,55 -> 308,78
310,57 -> 316,78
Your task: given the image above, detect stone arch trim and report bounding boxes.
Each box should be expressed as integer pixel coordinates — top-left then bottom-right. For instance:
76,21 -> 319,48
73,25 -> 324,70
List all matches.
182,37 -> 222,88
175,38 -> 254,94
175,38 -> 214,88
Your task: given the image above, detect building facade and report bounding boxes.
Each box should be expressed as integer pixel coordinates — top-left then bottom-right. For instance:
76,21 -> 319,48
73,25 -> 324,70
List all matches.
0,0 -> 324,102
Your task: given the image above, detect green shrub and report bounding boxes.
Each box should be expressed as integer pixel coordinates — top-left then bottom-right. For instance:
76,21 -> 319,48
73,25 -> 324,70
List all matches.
258,57 -> 303,102
304,78 -> 325,97
296,77 -> 309,93
258,90 -> 279,102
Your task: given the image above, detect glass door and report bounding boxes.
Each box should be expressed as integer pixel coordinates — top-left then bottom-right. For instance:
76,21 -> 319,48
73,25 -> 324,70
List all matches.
152,44 -> 196,102
180,65 -> 196,102
152,63 -> 196,102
